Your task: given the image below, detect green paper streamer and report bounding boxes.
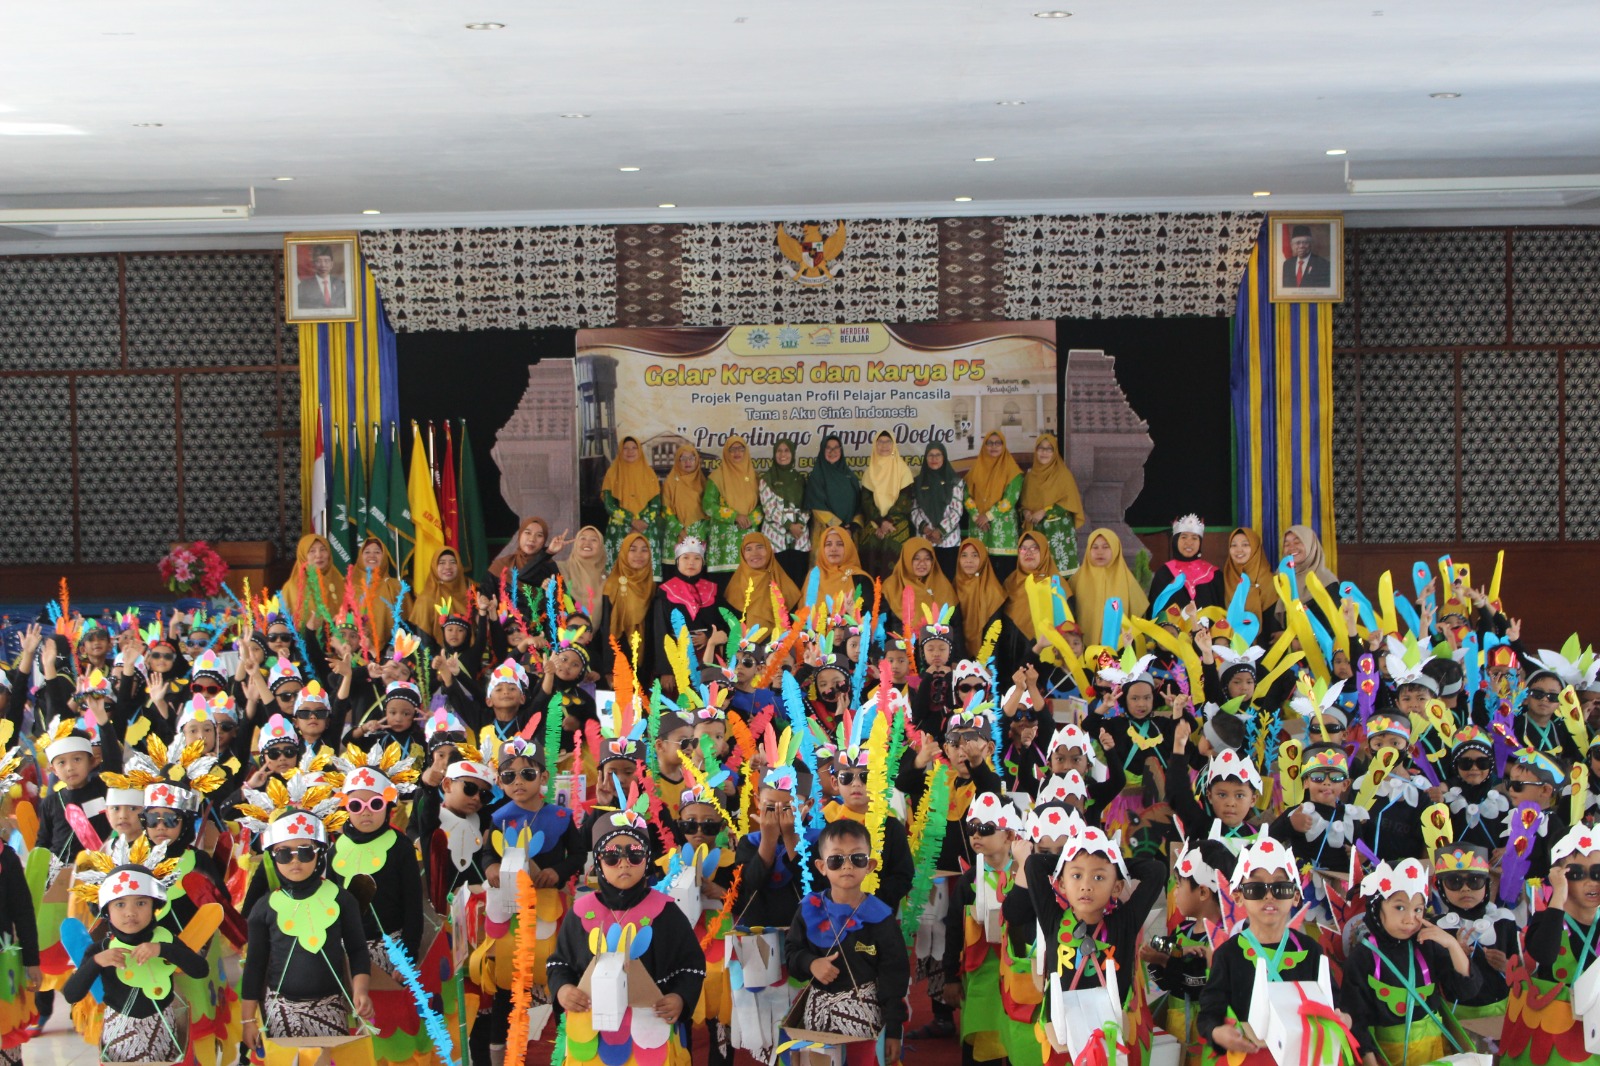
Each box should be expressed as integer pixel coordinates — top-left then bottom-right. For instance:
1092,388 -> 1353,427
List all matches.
544,693 -> 564,801
900,763 -> 952,942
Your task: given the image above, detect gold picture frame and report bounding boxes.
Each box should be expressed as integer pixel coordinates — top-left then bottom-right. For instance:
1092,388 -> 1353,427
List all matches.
1267,213 -> 1344,303
284,232 -> 360,323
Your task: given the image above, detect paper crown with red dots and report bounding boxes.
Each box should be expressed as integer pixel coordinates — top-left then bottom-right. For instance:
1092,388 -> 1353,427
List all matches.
1037,771 -> 1087,806
98,863 -> 165,908
969,792 -> 1024,833
1360,858 -> 1430,900
1052,810 -> 1128,880
1233,827 -> 1298,881
260,806 -> 329,849
1175,841 -> 1220,892
1552,823 -> 1600,864
1206,748 -> 1262,792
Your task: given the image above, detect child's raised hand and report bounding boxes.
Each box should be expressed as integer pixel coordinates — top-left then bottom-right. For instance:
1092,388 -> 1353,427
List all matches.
810,952 -> 841,983
557,985 -> 591,1013
1173,718 -> 1192,750
1010,836 -> 1034,867
653,993 -> 684,1024
1414,919 -> 1457,952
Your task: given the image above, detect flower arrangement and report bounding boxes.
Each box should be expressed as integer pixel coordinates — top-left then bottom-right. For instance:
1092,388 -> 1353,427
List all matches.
158,541 -> 229,596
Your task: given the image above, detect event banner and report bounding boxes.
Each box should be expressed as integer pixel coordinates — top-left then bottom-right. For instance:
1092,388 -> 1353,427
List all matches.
571,321 -> 1058,501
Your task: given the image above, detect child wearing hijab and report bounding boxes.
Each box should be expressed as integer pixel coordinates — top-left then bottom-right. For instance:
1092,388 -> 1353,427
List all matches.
704,435 -> 763,579
650,536 -> 728,689
282,533 -> 346,634
603,532 -> 657,668
883,537 -> 957,639
1151,515 -> 1223,615
964,430 -> 1024,582
1020,432 -> 1086,576
600,435 -> 663,564
910,441 -> 966,578
1069,529 -> 1150,647
758,437 -> 812,585
549,804 -> 706,1066
804,434 -> 861,539
661,444 -> 710,578
856,430 -> 915,579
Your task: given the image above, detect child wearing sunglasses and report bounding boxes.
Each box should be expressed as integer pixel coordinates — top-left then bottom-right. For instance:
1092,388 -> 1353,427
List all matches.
1518,667 -> 1583,761
1504,823 -> 1600,1066
1198,832 -> 1347,1064
1429,844 -> 1513,1033
666,784 -> 738,1066
1441,728 -> 1508,852
824,743 -> 915,912
62,857 -> 210,1066
1270,743 -> 1363,875
1353,714 -> 1431,865
1342,858 -> 1477,1066
419,743 -> 498,915
1503,749 -> 1570,880
941,793 -> 1030,1066
913,657 -> 980,737
652,713 -> 697,826
548,806 -> 706,1066
240,808 -> 374,1048
786,819 -> 910,1066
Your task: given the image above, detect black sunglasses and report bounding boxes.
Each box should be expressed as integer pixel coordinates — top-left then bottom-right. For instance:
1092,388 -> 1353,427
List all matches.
1440,873 -> 1489,892
1305,771 -> 1348,785
275,692 -> 299,703
499,768 -> 541,784
1528,690 -> 1562,703
270,845 -> 321,865
679,818 -> 722,836
947,730 -> 985,745
147,651 -> 174,661
455,780 -> 488,799
1238,881 -> 1300,900
677,737 -> 700,751
833,771 -> 867,786
966,821 -> 1000,837
737,656 -> 758,668
823,853 -> 871,870
956,682 -> 983,692
1454,757 -> 1493,772
599,846 -> 647,868
264,746 -> 299,761
141,810 -> 184,829
294,708 -> 329,720
185,637 -> 210,648
266,632 -> 293,644
1568,864 -> 1600,883
1509,779 -> 1548,792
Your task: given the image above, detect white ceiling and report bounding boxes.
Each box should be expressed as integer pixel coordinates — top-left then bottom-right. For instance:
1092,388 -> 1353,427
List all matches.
4,0 -> 1600,249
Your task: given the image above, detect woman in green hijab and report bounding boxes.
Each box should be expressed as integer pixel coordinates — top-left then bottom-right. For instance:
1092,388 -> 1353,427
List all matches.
909,441 -> 966,579
802,433 -> 861,548
759,437 -> 812,585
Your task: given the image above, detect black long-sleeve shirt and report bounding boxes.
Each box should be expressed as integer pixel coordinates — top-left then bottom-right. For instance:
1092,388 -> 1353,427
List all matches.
62,928 -> 209,1018
732,831 -> 805,931
0,845 -> 39,966
329,825 -> 425,958
546,887 -> 705,1012
895,756 -> 1004,873
1340,934 -> 1479,1058
1196,932 -> 1325,1046
241,881 -> 372,1003
786,892 -> 912,1040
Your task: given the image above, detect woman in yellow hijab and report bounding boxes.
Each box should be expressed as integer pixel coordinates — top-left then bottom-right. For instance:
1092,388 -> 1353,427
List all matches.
704,435 -> 762,578
963,430 -> 1024,581
806,526 -> 871,615
600,435 -> 663,564
1001,530 -> 1060,641
282,533 -> 346,631
1069,528 -> 1149,646
408,547 -> 473,646
603,532 -> 658,658
857,430 -> 915,579
954,537 -> 1007,653
724,531 -> 802,632
348,536 -> 406,653
660,444 -> 708,577
1020,432 -> 1087,575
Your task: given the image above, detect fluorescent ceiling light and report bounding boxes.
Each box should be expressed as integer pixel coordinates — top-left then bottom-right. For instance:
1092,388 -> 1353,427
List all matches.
1346,172 -> 1600,194
0,122 -> 85,136
954,196 -> 973,202
0,202 -> 254,224
1325,148 -> 1347,156
618,166 -> 640,172
974,157 -> 996,162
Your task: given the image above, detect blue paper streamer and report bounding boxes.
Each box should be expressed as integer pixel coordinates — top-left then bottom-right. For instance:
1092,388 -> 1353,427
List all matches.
381,931 -> 458,1066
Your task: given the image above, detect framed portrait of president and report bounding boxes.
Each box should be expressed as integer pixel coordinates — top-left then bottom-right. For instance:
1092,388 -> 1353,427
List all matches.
284,232 -> 360,323
1268,214 -> 1343,303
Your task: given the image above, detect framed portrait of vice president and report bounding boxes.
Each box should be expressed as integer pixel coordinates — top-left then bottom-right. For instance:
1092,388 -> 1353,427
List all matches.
1268,214 -> 1343,303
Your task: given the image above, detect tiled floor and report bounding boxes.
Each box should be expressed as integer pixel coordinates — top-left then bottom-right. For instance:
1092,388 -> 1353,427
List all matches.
19,1016 -> 100,1066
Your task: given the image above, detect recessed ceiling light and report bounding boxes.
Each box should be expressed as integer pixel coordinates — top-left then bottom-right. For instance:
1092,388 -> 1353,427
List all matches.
362,209 -> 381,215
1325,149 -> 1347,156
1252,190 -> 1272,197
996,100 -> 1026,106
974,157 -> 996,163
464,22 -> 505,30
954,196 -> 974,202
1033,10 -> 1072,17
561,112 -> 590,119
618,166 -> 641,172
1429,92 -> 1461,99
132,122 -> 163,128
274,176 -> 295,181
658,203 -> 676,209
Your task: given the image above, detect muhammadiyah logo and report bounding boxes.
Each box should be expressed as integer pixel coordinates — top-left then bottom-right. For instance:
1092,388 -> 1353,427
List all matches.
745,327 -> 771,349
777,221 -> 846,285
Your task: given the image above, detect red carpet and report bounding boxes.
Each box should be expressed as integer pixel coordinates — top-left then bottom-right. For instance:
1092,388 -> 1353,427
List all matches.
525,984 -> 966,1065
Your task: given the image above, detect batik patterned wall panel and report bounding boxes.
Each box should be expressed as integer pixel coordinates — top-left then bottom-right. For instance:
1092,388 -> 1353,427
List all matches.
938,217 -> 1008,321
1351,231 -> 1506,348
76,376 -> 179,562
125,254 -> 285,367
181,372 -> 291,544
0,377 -> 75,566
0,256 -> 121,370
1513,231 -> 1600,345
1460,350 -> 1559,541
1001,213 -> 1259,319
614,223 -> 685,326
676,218 -> 942,326
1330,353 -> 1361,540
361,226 -> 615,331
1353,352 -> 1457,542
1564,350 -> 1600,540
